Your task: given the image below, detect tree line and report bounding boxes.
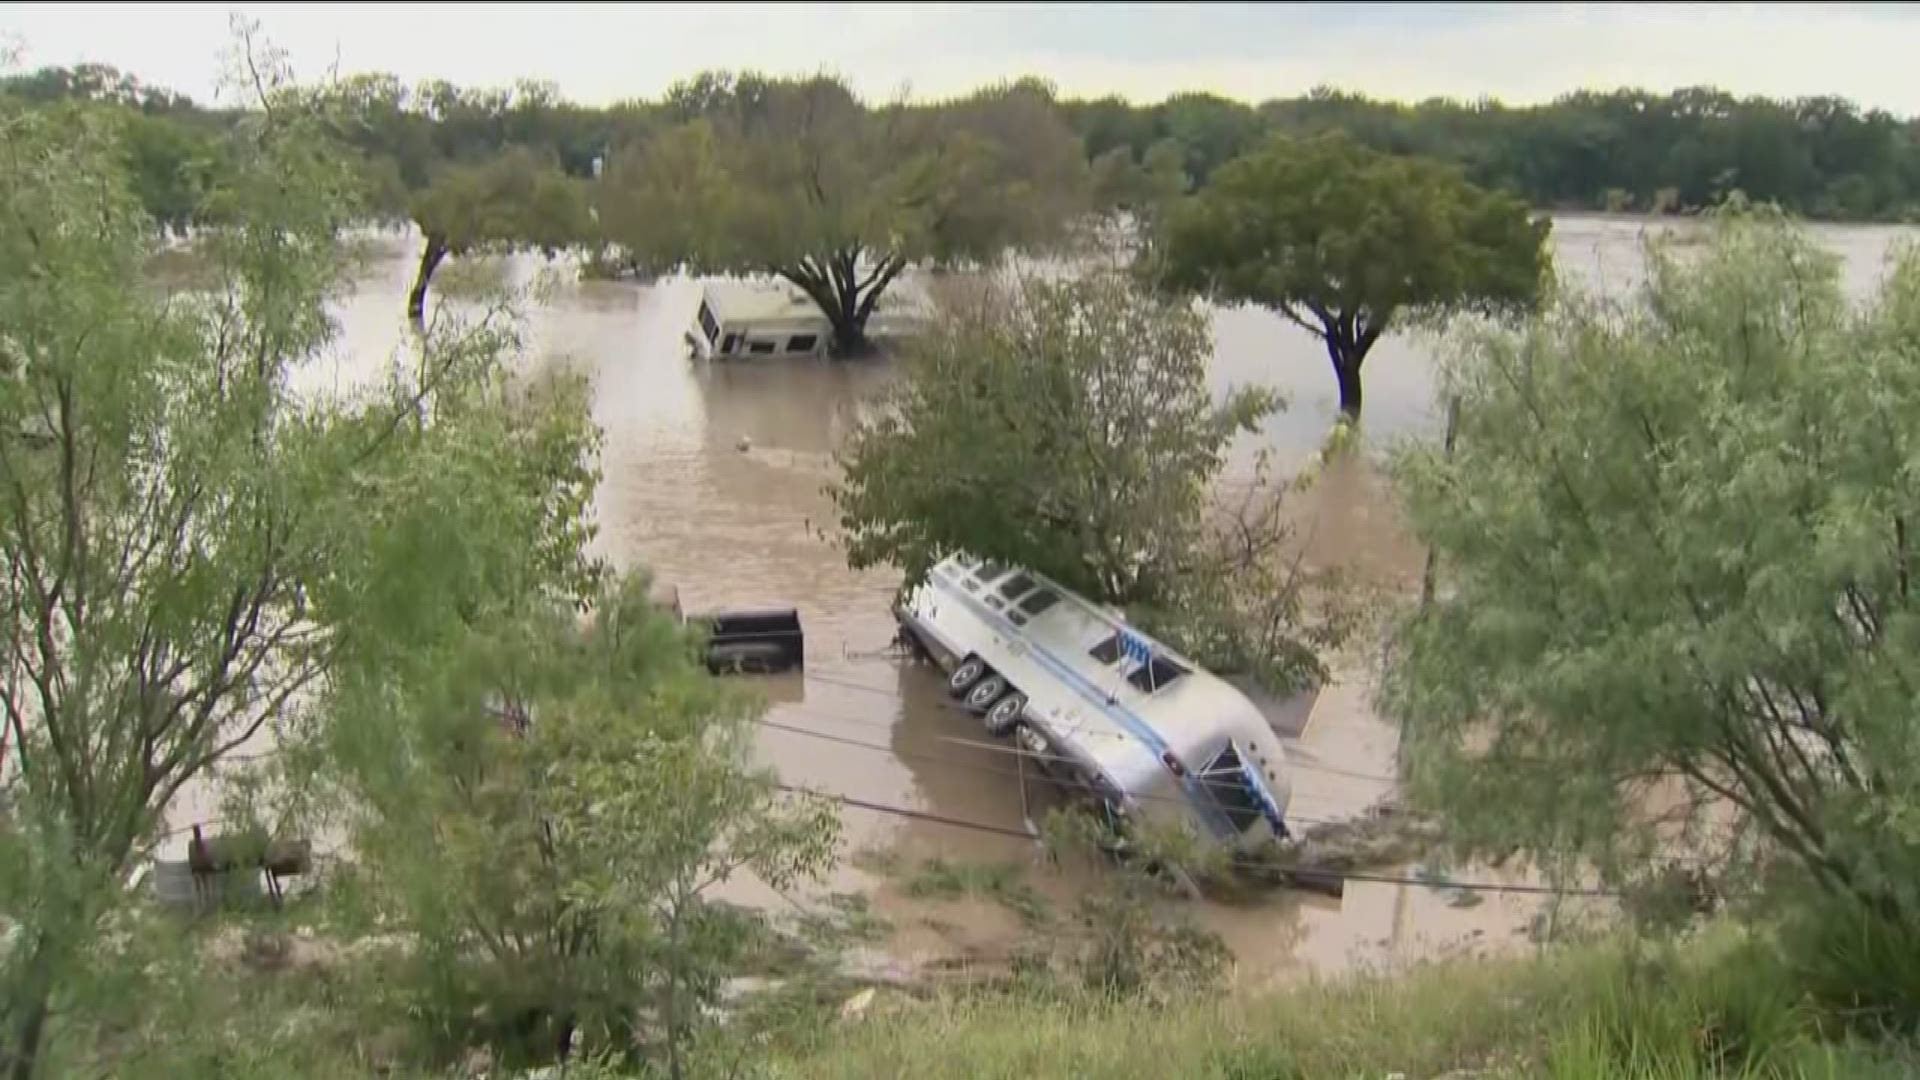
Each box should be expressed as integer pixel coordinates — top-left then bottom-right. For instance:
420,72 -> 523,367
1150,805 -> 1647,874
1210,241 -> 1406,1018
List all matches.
1073,86 -> 1920,220
11,65 -> 1918,233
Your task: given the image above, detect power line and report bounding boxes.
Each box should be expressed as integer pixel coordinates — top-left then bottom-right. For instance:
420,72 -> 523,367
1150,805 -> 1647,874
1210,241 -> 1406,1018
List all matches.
774,698 -> 1399,794
156,736 -> 1634,900
143,675 -> 1695,897
753,715 -> 1378,826
169,699 -> 1390,821
787,672 -> 1404,785
771,781 -> 1035,841
773,777 -> 1626,899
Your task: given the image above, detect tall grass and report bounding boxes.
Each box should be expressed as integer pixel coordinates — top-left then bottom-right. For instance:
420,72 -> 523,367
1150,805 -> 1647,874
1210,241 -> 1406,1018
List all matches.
767,930 -> 1917,1079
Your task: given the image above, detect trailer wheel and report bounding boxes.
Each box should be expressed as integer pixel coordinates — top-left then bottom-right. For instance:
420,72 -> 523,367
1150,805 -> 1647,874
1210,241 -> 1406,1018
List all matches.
965,674 -> 1007,712
983,691 -> 1026,736
947,656 -> 986,696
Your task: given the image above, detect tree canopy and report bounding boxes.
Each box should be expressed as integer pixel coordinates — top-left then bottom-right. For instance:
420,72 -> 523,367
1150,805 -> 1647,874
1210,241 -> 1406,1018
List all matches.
1073,85 -> 1920,222
1385,208 -> 1920,936
404,147 -> 591,324
10,62 -> 1920,252
833,270 -> 1271,600
832,270 -> 1338,692
594,74 -> 1089,356
0,58 -> 603,1080
325,575 -> 837,1069
1155,133 -> 1551,420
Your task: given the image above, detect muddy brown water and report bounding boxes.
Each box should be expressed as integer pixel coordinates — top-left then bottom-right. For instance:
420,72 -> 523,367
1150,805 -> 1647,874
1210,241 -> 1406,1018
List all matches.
163,216 -> 1915,983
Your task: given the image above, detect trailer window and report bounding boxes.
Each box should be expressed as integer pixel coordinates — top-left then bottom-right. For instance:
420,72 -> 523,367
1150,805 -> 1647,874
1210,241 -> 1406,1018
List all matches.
1018,589 -> 1059,616
697,301 -> 720,343
996,572 -> 1036,601
967,562 -> 1006,591
786,333 -> 818,353
748,340 -> 776,355
721,333 -> 740,355
1088,634 -> 1124,665
1008,588 -> 1059,627
1126,655 -> 1187,693
1198,744 -> 1267,833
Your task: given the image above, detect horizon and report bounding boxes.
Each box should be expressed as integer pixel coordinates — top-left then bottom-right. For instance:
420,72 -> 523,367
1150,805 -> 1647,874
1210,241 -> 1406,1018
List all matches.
1,2 -> 1916,116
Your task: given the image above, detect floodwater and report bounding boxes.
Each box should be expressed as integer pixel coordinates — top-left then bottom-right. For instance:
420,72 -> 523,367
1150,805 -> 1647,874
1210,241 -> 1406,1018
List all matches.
163,214 -> 1916,983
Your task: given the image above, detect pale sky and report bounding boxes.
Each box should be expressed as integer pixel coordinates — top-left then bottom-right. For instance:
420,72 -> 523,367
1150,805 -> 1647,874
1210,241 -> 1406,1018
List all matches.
2,2 -> 1917,114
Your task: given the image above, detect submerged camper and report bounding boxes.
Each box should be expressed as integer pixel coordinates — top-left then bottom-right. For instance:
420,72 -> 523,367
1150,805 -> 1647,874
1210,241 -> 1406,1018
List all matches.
684,282 -> 833,361
894,554 -> 1292,852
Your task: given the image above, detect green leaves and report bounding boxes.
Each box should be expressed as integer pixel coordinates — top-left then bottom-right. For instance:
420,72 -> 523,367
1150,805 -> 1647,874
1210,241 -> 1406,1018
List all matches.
830,270 -> 1338,693
412,146 -> 592,257
1154,132 -> 1550,418
1385,208 -> 1920,926
595,73 -> 1090,354
0,53 -> 612,1078
832,270 -> 1269,603
326,575 -> 839,1066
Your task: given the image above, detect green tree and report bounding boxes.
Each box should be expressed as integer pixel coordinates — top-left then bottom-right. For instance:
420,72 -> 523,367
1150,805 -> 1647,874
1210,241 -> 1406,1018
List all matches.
1153,92 -> 1262,186
0,61 -> 600,1080
597,73 -> 1087,357
834,269 -> 1271,600
1385,209 -> 1920,946
117,110 -> 223,237
406,146 -> 591,326
593,120 -> 736,280
832,270 -> 1336,692
1155,133 -> 1550,422
1089,138 -> 1188,228
326,576 -> 838,1072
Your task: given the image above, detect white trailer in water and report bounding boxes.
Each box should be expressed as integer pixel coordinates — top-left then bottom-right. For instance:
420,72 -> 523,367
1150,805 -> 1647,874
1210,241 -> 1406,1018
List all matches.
683,282 -> 833,361
894,553 -> 1293,851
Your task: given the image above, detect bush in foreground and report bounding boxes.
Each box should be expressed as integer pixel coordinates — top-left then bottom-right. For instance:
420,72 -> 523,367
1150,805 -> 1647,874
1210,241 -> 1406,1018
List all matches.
765,931 -> 1915,1080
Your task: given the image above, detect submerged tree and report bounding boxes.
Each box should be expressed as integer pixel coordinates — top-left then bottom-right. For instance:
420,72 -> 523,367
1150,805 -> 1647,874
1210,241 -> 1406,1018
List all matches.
1386,209 -> 1920,945
597,73 -> 1088,357
1155,132 -> 1549,421
406,147 -> 591,325
833,270 -> 1339,692
0,56 -> 601,1080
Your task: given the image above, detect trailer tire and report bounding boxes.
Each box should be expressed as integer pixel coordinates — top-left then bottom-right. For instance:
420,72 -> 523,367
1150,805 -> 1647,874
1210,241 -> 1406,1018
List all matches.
965,674 -> 1008,712
947,656 -> 986,696
983,691 -> 1026,736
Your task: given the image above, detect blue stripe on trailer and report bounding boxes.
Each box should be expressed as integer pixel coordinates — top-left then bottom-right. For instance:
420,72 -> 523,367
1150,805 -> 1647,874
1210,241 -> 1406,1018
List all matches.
929,578 -> 1235,837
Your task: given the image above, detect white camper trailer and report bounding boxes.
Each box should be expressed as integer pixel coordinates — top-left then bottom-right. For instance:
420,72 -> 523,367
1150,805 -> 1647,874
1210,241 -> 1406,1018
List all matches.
894,554 -> 1293,852
684,283 -> 834,361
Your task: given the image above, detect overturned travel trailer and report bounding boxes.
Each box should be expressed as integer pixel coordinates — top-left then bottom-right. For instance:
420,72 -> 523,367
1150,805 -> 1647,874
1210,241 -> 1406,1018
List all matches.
894,554 -> 1292,853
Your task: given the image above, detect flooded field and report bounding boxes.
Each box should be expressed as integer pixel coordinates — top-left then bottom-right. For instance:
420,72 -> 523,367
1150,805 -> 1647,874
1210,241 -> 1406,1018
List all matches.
163,214 -> 1916,982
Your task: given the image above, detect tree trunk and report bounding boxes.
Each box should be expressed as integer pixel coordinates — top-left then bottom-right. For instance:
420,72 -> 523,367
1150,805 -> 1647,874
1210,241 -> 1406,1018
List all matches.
777,250 -> 905,360
828,306 -> 874,359
407,234 -> 449,329
1310,310 -> 1387,424
4,934 -> 54,1080
5,997 -> 49,1080
1332,352 -> 1363,422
